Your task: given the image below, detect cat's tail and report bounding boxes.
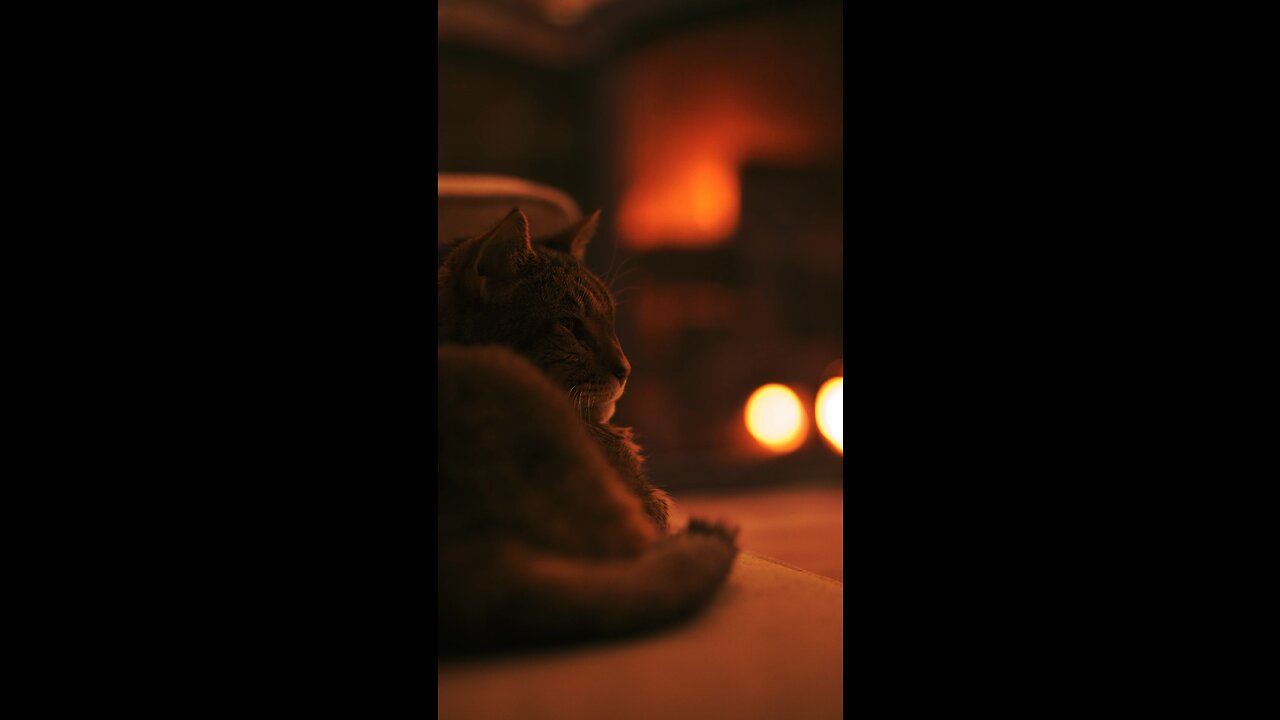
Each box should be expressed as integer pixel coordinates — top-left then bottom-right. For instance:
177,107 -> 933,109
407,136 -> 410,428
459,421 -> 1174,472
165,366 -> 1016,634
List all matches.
438,519 -> 739,655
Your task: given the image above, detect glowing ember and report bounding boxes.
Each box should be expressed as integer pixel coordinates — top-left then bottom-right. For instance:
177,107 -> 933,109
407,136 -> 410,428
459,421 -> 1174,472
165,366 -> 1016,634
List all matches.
815,376 -> 843,455
744,384 -> 808,453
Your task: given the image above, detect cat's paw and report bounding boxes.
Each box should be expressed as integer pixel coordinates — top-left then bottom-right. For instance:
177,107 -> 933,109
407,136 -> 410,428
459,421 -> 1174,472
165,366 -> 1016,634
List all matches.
686,516 -> 740,546
646,488 -> 672,532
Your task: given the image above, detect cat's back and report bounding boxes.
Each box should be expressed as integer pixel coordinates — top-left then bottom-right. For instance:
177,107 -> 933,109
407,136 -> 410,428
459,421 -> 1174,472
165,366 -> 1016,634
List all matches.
439,342 -> 538,376
437,342 -> 606,493
438,343 -> 566,423
438,342 -> 574,516
438,342 -> 657,553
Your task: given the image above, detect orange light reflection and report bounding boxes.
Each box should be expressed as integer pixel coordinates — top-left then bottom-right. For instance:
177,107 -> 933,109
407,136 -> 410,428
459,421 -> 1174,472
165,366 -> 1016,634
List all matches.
744,384 -> 808,454
815,376 -> 843,455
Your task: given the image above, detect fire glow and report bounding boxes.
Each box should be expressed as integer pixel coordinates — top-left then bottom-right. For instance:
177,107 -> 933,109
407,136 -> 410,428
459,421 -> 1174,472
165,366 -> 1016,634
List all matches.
815,376 -> 843,455
614,9 -> 842,249
744,384 -> 808,454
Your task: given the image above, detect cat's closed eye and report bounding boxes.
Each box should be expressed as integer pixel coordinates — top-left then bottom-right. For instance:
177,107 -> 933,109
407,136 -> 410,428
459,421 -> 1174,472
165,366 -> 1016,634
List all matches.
559,317 -> 584,336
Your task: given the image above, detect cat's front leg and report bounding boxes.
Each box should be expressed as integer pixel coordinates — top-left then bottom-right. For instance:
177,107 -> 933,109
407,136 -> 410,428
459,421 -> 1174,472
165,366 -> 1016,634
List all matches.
584,421 -> 671,532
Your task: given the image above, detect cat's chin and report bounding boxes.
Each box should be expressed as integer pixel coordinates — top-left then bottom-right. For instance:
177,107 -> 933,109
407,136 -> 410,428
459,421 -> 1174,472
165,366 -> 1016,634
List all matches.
574,392 -> 617,422
592,401 -> 616,423
569,382 -> 624,423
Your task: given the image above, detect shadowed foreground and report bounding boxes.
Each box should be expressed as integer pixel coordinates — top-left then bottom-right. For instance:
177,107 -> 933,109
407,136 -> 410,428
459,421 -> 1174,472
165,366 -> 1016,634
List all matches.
438,551 -> 843,720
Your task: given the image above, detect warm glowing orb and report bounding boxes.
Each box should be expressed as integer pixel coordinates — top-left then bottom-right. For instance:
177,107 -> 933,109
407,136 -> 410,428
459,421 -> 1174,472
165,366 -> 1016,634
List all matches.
745,384 -> 808,453
815,376 -> 843,455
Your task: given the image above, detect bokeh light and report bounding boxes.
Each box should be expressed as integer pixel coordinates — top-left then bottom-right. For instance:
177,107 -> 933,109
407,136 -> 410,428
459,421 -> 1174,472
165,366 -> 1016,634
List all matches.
815,376 -> 843,455
745,384 -> 808,453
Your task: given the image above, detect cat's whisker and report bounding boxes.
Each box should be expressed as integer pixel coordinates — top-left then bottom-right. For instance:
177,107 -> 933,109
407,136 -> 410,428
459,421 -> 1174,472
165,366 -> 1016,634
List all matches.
612,256 -> 640,277
604,238 -> 622,287
607,255 -> 638,290
610,287 -> 642,309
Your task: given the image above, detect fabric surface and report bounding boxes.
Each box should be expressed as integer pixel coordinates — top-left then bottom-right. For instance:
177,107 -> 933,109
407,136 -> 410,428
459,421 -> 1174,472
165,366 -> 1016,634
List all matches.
437,551 -> 843,720
673,483 -> 844,581
438,173 -> 582,246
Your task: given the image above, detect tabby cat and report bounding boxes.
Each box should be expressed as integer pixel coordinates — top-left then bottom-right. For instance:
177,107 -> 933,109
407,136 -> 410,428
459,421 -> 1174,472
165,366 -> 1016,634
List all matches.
437,207 -> 739,654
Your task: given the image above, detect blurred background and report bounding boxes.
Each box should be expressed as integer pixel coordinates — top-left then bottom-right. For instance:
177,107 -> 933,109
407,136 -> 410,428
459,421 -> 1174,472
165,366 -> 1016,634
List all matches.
439,0 -> 842,577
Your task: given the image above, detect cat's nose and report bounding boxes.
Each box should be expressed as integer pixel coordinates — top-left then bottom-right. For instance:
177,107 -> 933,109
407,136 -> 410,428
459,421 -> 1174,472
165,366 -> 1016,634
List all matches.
610,354 -> 631,383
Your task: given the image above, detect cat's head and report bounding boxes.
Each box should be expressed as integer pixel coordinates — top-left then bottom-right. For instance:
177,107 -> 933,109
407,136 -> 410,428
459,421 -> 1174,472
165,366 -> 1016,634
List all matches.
438,207 -> 631,423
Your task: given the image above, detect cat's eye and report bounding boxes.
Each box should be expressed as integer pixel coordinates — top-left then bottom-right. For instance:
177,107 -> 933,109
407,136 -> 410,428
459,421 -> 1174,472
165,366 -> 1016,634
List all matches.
559,317 -> 583,335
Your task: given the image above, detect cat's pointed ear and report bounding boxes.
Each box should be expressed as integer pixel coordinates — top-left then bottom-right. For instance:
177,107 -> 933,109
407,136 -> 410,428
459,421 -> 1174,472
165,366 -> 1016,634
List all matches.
539,209 -> 601,261
466,208 -> 534,296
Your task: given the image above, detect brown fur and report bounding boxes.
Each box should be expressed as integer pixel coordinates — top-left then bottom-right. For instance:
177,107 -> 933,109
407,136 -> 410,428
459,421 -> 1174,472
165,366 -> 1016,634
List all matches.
437,208 -> 737,654
439,207 -> 670,526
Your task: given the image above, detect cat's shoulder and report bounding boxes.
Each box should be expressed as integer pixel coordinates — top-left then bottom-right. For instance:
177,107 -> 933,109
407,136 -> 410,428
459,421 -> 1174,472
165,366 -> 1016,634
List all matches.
438,343 -> 585,436
439,343 -> 533,372
439,344 -> 556,394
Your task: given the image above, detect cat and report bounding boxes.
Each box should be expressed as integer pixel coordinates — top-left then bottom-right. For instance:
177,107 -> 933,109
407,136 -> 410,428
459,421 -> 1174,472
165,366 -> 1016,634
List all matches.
438,207 -> 671,527
437,207 -> 739,654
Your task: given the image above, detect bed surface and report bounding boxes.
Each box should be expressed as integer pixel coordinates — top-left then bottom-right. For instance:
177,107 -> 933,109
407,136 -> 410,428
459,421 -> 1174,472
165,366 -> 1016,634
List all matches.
439,483 -> 843,720
438,550 -> 843,720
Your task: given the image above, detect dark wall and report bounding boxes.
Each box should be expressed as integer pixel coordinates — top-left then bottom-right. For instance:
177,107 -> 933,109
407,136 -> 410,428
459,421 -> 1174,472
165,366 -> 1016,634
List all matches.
437,45 -> 598,216
614,163 -> 843,488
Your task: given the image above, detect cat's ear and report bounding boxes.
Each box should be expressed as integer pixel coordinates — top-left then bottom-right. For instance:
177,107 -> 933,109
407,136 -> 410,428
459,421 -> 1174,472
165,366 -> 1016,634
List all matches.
465,208 -> 534,296
538,209 -> 601,261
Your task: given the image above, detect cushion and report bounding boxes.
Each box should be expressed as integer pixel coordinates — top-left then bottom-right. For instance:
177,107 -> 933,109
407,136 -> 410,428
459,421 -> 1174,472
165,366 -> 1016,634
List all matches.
437,551 -> 844,720
438,173 -> 582,247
